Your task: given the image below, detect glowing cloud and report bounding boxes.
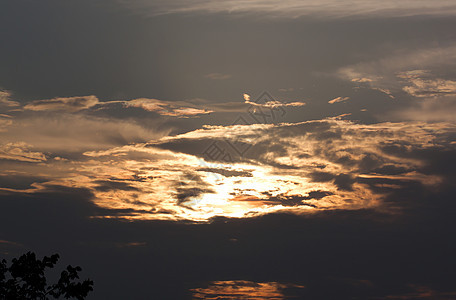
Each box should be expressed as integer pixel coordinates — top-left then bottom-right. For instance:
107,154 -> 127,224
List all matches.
398,70 -> 456,98
124,98 -> 213,117
328,96 -> 350,104
191,280 -> 305,299
0,142 -> 46,162
24,95 -> 99,112
2,119 -> 453,222
0,90 -> 20,107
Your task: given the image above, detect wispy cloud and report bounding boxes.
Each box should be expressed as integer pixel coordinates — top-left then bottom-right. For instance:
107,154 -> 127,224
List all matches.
0,114 -> 13,132
338,44 -> 456,121
3,119 -> 453,221
204,73 -> 232,80
243,93 -> 306,108
328,96 -> 349,104
19,94 -> 214,118
398,70 -> 456,98
0,90 -> 20,107
339,45 -> 456,96
0,114 -> 166,153
24,95 -> 99,112
0,142 -> 46,162
118,0 -> 456,18
124,98 -> 213,117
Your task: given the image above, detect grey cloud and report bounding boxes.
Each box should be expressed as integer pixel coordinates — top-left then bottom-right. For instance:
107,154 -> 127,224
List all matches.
94,180 -> 141,192
0,113 -> 167,154
258,190 -> 333,207
0,90 -> 20,107
176,187 -> 215,205
118,0 -> 456,18
204,73 -> 232,80
197,167 -> 253,177
24,95 -> 99,112
0,114 -> 12,131
338,45 -> 456,105
398,70 -> 456,98
391,97 -> 456,122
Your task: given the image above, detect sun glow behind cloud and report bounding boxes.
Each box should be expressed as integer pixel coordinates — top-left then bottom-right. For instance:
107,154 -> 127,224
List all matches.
191,280 -> 305,299
1,119 -> 453,222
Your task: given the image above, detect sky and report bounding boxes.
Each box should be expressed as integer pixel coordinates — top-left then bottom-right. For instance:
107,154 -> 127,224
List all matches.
1,0 -> 456,298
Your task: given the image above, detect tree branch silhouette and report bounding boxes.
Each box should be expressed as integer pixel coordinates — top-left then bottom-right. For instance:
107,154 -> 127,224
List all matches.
0,252 -> 93,300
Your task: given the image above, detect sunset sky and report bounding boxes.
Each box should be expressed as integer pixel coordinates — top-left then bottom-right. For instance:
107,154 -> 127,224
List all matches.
1,0 -> 456,298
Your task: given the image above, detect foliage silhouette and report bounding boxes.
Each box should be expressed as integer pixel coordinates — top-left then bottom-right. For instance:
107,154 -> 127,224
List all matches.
0,252 -> 93,300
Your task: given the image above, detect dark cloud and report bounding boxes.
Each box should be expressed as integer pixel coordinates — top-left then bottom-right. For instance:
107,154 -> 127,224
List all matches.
176,187 -> 215,205
197,167 -> 253,177
93,181 -> 141,192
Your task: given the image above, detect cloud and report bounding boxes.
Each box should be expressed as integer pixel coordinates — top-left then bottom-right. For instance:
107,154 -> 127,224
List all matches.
338,44 -> 456,121
328,96 -> 350,104
0,142 -> 46,162
3,119 -> 453,222
0,90 -> 20,107
391,97 -> 456,122
118,0 -> 456,19
0,113 -> 167,154
398,70 -> 456,98
124,98 -> 213,117
0,114 -> 13,132
19,94 -> 214,117
204,73 -> 232,80
244,93 -> 306,108
24,95 -> 99,112
191,280 -> 305,299
351,78 -> 373,83
338,45 -> 456,97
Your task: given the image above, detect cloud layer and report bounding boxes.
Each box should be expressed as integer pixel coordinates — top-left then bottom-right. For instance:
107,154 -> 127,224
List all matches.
2,119 -> 454,222
118,0 -> 456,18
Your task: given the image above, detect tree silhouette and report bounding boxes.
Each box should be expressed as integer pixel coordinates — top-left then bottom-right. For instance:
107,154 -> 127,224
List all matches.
0,252 -> 93,300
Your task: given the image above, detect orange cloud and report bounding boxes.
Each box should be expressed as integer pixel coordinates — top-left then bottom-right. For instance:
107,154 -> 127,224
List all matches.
0,142 -> 46,162
328,96 -> 349,104
0,90 -> 20,107
124,98 -> 213,117
191,280 -> 305,299
24,95 -> 99,112
2,119 -> 453,222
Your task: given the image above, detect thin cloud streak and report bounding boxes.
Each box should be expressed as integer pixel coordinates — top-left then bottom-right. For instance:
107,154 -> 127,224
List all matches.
24,95 -> 99,112
328,96 -> 349,104
118,0 -> 456,18
0,90 -> 20,108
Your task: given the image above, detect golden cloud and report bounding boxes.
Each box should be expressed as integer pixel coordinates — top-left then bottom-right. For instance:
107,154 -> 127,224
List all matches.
328,96 -> 350,104
0,142 -> 46,162
2,119 -> 453,222
24,95 -> 99,112
124,98 -> 213,117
